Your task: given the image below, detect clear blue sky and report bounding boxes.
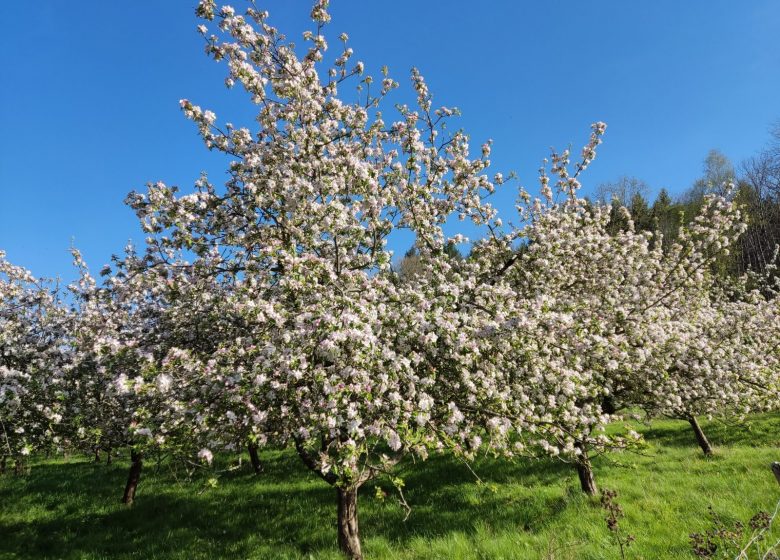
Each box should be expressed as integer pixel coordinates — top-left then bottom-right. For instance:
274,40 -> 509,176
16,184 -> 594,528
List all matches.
1,1 -> 779,280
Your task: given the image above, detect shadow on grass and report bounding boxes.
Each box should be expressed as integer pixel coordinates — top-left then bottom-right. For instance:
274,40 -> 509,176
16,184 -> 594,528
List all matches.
1,456 -> 332,559
15,414 -> 773,560
639,413 -> 780,450
368,453 -> 578,537
0,451 -> 579,559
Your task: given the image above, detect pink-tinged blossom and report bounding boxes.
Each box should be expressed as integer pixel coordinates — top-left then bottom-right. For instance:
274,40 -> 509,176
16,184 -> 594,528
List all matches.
198,448 -> 214,464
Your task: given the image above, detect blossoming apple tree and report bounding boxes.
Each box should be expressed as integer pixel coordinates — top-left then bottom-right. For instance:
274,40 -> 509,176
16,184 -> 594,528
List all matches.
67,245 -> 253,502
66,247 -> 168,502
633,244 -> 780,455
120,1 -> 528,556
459,142 -> 780,492
0,252 -> 70,473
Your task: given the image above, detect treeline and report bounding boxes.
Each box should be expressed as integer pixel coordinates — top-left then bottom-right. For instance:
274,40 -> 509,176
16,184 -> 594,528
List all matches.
595,125 -> 780,278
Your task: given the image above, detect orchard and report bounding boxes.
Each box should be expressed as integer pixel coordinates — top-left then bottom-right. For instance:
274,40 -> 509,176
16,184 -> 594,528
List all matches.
1,2 -> 779,559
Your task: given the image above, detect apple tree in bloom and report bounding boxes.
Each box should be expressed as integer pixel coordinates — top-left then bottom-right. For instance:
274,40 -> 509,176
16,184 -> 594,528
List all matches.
0,251 -> 70,473
66,248 -> 169,502
119,1 -> 525,556
67,246 -> 249,502
632,239 -> 780,456
451,127 -> 646,495
66,250 -> 133,466
461,140 -> 779,493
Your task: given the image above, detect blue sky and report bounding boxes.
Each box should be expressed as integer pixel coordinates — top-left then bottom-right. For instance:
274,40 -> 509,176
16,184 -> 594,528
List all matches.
1,1 -> 779,280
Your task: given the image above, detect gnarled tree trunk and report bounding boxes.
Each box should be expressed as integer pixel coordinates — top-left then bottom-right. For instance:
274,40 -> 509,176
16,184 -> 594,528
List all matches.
121,450 -> 143,504
94,447 -> 101,463
294,438 -> 366,559
688,415 -> 713,456
337,486 -> 362,560
247,442 -> 262,475
575,447 -> 598,495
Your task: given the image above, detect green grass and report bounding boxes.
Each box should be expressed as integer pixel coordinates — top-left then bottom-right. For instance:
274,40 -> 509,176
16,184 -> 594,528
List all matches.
2,415 -> 779,559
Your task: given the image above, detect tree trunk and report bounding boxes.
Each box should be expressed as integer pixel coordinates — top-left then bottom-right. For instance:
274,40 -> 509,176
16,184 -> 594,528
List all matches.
688,416 -> 713,456
247,443 -> 262,475
106,448 -> 112,465
13,458 -> 24,476
601,395 -> 616,414
294,439 -> 366,559
121,450 -> 143,504
337,486 -> 363,560
94,448 -> 101,463
0,456 -> 6,474
575,449 -> 598,496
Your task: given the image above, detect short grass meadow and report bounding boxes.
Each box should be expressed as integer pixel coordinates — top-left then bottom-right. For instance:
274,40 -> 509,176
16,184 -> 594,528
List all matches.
2,414 -> 779,559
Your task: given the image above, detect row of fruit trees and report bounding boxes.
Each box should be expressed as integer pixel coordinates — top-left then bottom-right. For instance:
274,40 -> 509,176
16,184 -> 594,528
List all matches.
1,2 -> 779,558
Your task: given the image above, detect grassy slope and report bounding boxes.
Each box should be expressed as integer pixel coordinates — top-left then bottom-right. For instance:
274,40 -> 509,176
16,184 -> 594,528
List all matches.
1,414 -> 779,559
